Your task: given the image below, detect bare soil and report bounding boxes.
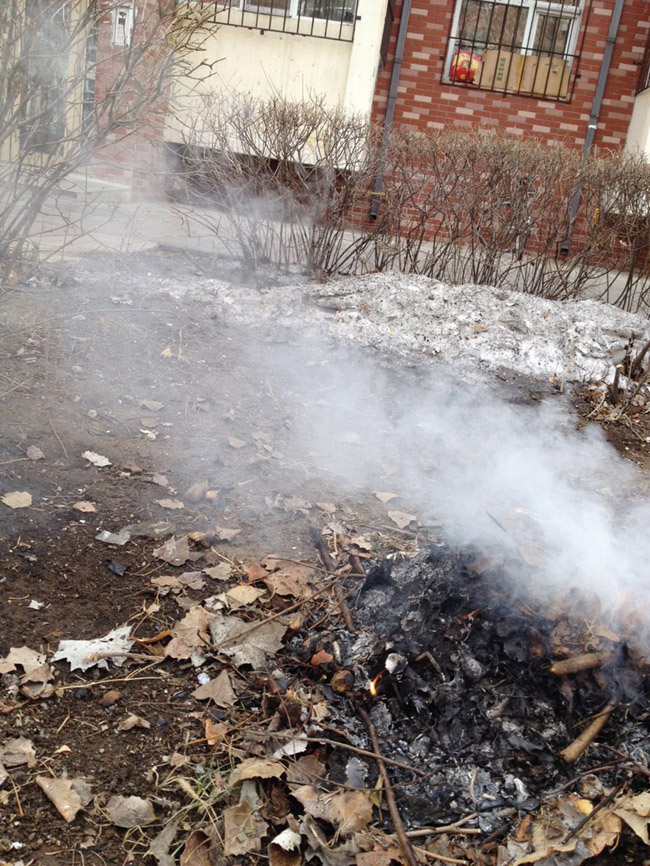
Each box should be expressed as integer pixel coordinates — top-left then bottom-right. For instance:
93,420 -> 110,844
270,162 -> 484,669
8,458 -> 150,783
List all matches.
1,249 -> 650,866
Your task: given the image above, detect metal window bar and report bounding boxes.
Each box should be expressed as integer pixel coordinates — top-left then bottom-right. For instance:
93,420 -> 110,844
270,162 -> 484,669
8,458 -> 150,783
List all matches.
204,0 -> 358,42
638,32 -> 650,95
444,0 -> 593,103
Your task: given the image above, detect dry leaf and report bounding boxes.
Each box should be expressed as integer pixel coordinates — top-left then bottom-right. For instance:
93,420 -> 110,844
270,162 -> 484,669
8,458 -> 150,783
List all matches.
36,775 -> 84,822
263,559 -> 315,598
310,649 -> 334,666
185,481 -> 209,503
229,758 -> 285,785
209,613 -> 286,668
161,347 -> 173,358
0,645 -> 46,675
107,794 -> 155,828
224,802 -> 268,856
245,562 -> 267,584
153,535 -> 191,566
152,473 -> 169,486
27,445 -> 44,461
1,491 -> 32,509
375,491 -> 398,503
117,714 -> 151,731
226,585 -> 265,608
228,437 -> 246,449
203,563 -> 232,581
214,525 -> 241,542
98,689 -> 121,707
387,510 -> 417,530
614,791 -> 650,844
192,670 -> 237,707
172,605 -> 214,648
82,451 -> 111,468
52,624 -> 133,672
140,399 -> 165,412
205,719 -> 228,746
147,820 -> 179,866
269,827 -> 302,866
164,637 -> 192,660
286,755 -> 326,786
0,737 -> 36,767
155,498 -> 185,510
73,501 -> 97,513
180,829 -> 213,866
292,787 -> 373,836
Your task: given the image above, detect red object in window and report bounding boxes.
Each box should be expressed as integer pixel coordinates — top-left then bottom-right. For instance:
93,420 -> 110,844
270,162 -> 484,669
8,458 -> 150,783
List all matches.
450,49 -> 482,84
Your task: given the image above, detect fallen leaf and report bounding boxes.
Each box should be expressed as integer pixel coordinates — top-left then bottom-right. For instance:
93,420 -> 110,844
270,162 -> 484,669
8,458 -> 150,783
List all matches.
27,446 -> 45,461
180,829 -> 213,866
387,510 -> 418,530
52,624 -> 134,672
0,646 -> 46,675
0,737 -> 36,767
269,827 -> 302,866
140,399 -> 165,412
185,481 -> 209,503
73,501 -> 97,513
263,559 -> 315,598
123,459 -> 143,474
244,562 -> 267,584
286,755 -> 326,786
228,437 -> 246,449
161,347 -> 173,358
291,787 -> 373,836
226,585 -> 265,608
311,649 -> 334,666
36,775 -> 84,822
152,473 -> 170,487
614,791 -> 650,844
95,528 -> 131,546
214,525 -> 240,542
230,758 -> 285,785
117,714 -> 151,731
107,794 -> 155,828
209,613 -> 286,668
203,563 -> 232,581
153,535 -> 191,566
28,599 -> 45,610
375,491 -> 398,503
224,802 -> 268,856
272,735 -> 309,759
82,451 -> 111,468
205,719 -> 228,746
155,498 -> 185,510
147,820 -> 179,866
1,491 -> 32,509
172,605 -> 214,648
19,661 -> 55,699
0,762 -> 7,786
192,670 -> 237,707
98,689 -> 122,707
163,637 -> 192,660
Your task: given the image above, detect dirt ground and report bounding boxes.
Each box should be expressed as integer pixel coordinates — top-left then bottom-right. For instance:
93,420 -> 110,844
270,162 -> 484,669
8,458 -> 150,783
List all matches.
2,249 -> 650,866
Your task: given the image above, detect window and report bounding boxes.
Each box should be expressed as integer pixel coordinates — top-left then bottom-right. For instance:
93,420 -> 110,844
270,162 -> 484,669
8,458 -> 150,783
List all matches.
638,31 -> 650,95
112,4 -> 134,46
207,0 -> 358,40
445,0 -> 586,101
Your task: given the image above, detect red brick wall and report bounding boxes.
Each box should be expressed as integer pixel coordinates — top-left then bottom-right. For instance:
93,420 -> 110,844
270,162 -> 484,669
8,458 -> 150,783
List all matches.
372,0 -> 649,150
90,2 -> 170,194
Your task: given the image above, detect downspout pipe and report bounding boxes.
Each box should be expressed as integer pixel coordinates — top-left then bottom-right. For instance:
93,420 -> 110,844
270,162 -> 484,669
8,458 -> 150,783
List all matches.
561,0 -> 625,253
369,0 -> 412,220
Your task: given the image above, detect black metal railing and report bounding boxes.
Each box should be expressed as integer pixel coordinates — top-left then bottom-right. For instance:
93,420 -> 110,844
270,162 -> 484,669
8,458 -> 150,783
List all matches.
204,0 -> 358,42
443,0 -> 593,102
638,33 -> 650,95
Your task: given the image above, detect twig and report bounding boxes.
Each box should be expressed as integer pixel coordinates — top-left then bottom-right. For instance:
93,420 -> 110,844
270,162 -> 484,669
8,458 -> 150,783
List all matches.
358,707 -> 419,866
49,420 -> 68,459
412,848 -> 469,865
0,378 -> 32,397
562,782 -> 624,844
559,696 -> 617,764
245,729 -> 427,776
601,745 -> 650,778
550,652 -> 609,676
0,457 -> 30,466
311,529 -> 355,633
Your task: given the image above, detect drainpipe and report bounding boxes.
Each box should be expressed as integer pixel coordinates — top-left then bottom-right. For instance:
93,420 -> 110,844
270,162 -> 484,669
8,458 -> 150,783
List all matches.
369,0 -> 413,220
561,0 -> 625,253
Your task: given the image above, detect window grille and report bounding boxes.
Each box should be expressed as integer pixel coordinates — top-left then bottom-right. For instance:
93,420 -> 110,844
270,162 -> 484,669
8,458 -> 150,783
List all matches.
202,0 -> 358,42
444,0 -> 592,102
638,32 -> 650,95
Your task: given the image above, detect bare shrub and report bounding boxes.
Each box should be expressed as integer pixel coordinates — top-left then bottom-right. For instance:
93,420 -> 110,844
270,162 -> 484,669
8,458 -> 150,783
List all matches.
0,0 -> 215,281
171,92 -> 376,273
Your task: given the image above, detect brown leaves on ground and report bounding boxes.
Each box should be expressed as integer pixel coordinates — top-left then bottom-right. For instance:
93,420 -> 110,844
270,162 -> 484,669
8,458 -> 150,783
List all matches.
224,802 -> 269,856
291,786 -> 374,837
192,670 -> 237,707
36,775 -> 90,822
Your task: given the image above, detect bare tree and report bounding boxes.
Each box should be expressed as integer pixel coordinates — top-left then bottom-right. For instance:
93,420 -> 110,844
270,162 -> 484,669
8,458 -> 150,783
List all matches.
0,0 -> 216,279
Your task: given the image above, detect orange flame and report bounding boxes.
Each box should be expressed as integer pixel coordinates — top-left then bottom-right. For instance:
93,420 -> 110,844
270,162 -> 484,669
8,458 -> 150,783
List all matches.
368,672 -> 383,697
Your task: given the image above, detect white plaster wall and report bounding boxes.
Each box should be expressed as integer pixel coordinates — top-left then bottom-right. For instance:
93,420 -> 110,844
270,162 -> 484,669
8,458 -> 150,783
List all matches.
625,89 -> 650,158
164,0 -> 388,144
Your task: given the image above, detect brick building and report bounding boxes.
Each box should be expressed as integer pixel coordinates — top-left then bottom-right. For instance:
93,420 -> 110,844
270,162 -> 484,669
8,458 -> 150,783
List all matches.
372,0 -> 650,152
88,0 -> 650,191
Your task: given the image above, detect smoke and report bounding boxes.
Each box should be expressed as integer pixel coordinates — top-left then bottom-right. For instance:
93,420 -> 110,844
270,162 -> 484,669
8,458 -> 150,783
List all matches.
257,334 -> 649,616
